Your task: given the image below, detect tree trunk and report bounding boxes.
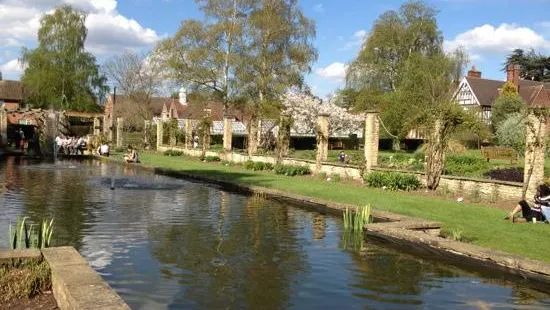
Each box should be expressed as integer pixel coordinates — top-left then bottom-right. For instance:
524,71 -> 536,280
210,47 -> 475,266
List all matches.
426,119 -> 445,190
248,115 -> 259,156
392,137 -> 401,151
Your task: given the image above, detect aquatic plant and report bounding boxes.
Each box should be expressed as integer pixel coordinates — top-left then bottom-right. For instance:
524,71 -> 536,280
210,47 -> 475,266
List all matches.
343,205 -> 372,231
8,217 -> 54,249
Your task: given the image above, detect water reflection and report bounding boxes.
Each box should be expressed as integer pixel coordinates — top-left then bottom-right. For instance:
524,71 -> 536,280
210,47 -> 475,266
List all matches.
1,157 -> 550,309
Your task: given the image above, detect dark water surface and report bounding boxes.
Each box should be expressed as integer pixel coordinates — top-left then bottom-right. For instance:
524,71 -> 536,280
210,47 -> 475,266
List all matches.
2,157 -> 550,310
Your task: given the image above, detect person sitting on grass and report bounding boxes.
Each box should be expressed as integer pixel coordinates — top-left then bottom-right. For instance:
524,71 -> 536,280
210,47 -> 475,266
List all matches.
97,143 -> 110,157
505,184 -> 550,223
123,145 -> 140,163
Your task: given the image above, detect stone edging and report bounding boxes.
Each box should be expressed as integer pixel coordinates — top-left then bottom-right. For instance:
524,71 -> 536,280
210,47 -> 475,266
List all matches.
98,155 -> 550,287
0,247 -> 131,310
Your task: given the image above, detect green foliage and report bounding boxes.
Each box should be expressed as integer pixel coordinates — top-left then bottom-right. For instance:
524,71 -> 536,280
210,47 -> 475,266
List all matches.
501,81 -> 518,96
9,217 -> 54,249
491,94 -> 524,130
379,153 -> 425,171
503,48 -> 550,82
443,155 -> 491,177
0,259 -> 51,303
343,205 -> 372,231
330,174 -> 341,183
274,164 -> 311,176
20,5 -> 108,111
364,171 -> 422,191
200,155 -> 221,162
496,113 -> 526,154
164,150 -> 183,156
244,161 -> 274,171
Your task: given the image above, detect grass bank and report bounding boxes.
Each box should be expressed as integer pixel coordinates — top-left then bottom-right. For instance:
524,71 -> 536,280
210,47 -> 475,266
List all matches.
108,151 -> 550,263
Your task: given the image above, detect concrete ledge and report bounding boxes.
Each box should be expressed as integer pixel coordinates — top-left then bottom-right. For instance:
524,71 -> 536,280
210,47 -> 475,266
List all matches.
42,246 -> 131,310
0,248 -> 41,264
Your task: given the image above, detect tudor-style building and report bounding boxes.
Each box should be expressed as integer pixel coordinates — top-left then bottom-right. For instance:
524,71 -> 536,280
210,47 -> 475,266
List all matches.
454,65 -> 550,124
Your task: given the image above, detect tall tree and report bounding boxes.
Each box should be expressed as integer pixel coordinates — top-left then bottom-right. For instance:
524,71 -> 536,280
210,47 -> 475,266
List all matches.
503,48 -> 550,82
343,1 -> 443,149
20,5 -> 108,111
103,51 -> 163,130
238,0 -> 317,155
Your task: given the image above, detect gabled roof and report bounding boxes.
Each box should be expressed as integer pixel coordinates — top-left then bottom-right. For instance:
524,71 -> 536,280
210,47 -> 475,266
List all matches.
465,76 -> 550,107
0,80 -> 23,101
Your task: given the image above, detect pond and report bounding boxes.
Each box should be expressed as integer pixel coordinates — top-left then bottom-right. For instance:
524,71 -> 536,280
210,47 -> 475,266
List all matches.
1,156 -> 550,309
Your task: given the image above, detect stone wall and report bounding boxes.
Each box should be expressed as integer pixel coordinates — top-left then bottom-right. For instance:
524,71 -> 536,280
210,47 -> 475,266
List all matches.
157,145 -> 523,201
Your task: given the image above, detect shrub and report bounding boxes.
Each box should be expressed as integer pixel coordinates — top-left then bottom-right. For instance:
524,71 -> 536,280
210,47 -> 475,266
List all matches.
274,164 -> 311,176
163,150 -> 183,156
491,93 -> 524,131
330,174 -> 341,183
496,113 -> 526,154
444,155 -> 490,177
484,167 -> 523,182
364,171 -> 422,191
244,161 -> 274,171
202,155 -> 221,162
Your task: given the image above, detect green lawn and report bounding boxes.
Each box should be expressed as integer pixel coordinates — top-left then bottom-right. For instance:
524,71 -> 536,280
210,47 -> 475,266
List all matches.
108,151 -> 550,263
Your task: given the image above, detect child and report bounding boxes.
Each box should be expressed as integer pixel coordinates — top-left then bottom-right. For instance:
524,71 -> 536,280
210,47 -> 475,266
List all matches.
338,151 -> 346,164
123,145 -> 140,163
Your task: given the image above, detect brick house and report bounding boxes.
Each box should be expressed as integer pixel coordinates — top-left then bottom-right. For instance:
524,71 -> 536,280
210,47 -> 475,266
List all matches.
0,78 -> 23,112
454,65 -> 550,124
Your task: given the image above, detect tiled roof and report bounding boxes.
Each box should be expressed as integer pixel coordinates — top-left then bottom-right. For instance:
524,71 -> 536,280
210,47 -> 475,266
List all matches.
0,80 -> 23,101
465,77 -> 550,107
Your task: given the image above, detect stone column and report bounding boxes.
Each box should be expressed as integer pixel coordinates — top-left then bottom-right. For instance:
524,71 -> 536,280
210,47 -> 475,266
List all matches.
523,112 -> 547,199
116,117 -> 124,148
156,119 -> 164,149
0,108 -> 7,147
184,119 -> 193,149
364,111 -> 380,172
144,120 -> 151,150
93,117 -> 101,136
316,113 -> 329,167
223,117 -> 233,152
169,121 -> 177,147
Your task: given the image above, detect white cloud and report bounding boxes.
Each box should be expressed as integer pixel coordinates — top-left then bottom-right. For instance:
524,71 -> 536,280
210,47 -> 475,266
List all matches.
444,23 -> 550,54
316,62 -> 348,82
338,29 -> 367,51
313,3 -> 324,13
0,59 -> 24,76
0,0 -> 160,57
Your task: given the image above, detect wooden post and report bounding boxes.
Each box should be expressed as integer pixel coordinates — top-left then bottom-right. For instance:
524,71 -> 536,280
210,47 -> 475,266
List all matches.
116,117 -> 123,148
223,117 -> 233,152
364,111 -> 380,172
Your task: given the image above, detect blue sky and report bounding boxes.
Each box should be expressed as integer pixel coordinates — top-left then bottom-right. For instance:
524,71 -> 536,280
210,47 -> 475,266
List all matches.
1,0 -> 549,98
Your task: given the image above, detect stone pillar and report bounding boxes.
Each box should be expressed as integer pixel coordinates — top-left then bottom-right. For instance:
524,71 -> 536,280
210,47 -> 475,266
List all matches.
316,113 -> 329,166
144,120 -> 151,150
223,117 -> 233,152
364,111 -> 380,172
169,122 -> 177,147
523,112 -> 547,199
156,119 -> 164,149
93,117 -> 101,136
0,108 -> 7,147
116,117 -> 123,148
184,119 -> 193,149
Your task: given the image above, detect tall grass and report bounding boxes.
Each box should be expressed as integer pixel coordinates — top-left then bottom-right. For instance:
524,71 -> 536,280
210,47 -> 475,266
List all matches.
8,217 -> 54,249
343,205 -> 372,231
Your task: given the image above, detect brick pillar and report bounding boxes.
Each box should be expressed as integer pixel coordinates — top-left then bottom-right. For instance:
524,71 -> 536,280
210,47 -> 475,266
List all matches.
93,117 -> 101,136
223,117 -> 233,152
0,108 -> 7,147
144,120 -> 151,150
364,111 -> 380,172
523,112 -> 547,199
116,117 -> 123,148
316,113 -> 329,167
184,119 -> 193,149
156,119 -> 164,149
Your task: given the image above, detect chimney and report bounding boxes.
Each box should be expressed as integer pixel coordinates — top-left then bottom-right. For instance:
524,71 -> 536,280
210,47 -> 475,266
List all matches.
467,65 -> 481,78
506,64 -> 520,91
178,87 -> 187,105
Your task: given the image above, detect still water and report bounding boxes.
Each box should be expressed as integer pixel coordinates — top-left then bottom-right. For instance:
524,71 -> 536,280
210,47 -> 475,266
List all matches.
1,157 -> 550,309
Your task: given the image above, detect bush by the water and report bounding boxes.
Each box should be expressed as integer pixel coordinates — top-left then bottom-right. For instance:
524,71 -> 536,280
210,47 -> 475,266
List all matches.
484,167 -> 523,182
444,155 -> 490,177
364,171 -> 422,191
274,164 -> 311,176
164,150 -> 183,156
244,161 -> 274,171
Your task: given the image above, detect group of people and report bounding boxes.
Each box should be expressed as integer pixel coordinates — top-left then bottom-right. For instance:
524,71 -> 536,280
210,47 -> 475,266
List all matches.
507,184 -> 550,223
55,135 -> 87,155
96,143 -> 139,164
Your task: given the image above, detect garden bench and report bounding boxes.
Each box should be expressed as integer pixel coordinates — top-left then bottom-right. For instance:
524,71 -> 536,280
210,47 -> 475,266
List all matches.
480,146 -> 519,164
329,141 -> 344,150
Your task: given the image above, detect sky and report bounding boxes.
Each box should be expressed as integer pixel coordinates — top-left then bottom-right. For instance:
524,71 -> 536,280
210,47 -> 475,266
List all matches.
1,0 -> 550,99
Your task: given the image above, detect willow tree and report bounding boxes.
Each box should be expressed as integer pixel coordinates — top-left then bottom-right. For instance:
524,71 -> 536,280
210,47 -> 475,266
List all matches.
344,1 -> 442,149
20,5 -> 108,111
400,52 -> 482,189
238,0 -> 317,155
